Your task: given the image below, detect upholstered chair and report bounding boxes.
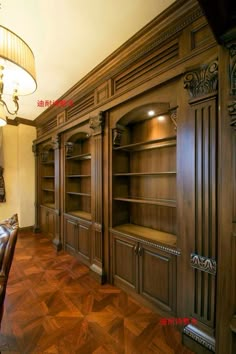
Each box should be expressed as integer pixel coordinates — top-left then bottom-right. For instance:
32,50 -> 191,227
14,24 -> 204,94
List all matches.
0,214 -> 18,326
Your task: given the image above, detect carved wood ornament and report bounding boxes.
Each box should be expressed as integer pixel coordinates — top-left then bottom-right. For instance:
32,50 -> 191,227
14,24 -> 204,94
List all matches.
229,44 -> 236,96
52,135 -> 60,150
228,101 -> 236,129
184,60 -> 218,98
89,111 -> 104,135
190,253 -> 217,275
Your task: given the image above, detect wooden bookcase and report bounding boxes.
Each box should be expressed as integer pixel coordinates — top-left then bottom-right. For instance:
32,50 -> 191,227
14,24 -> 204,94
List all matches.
38,144 -> 56,240
111,112 -> 177,244
41,148 -> 55,209
65,134 -> 91,221
110,107 -> 178,312
63,130 -> 92,265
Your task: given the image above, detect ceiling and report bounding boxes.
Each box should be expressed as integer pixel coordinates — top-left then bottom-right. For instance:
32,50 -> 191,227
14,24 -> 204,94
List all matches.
1,0 -> 175,121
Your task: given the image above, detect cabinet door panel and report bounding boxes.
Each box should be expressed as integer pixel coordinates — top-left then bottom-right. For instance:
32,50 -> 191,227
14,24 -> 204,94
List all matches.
40,207 -> 47,235
64,217 -> 77,250
47,211 -> 55,239
112,234 -> 138,291
78,223 -> 90,261
139,245 -> 176,312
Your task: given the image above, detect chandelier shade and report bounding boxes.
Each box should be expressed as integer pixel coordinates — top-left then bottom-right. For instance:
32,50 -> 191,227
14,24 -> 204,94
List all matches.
0,25 -> 37,95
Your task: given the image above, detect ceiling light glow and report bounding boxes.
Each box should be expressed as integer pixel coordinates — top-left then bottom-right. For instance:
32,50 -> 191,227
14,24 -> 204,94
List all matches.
148,110 -> 155,117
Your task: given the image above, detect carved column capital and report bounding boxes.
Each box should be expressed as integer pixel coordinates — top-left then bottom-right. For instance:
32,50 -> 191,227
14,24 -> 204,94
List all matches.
184,60 -> 218,99
89,111 -> 104,135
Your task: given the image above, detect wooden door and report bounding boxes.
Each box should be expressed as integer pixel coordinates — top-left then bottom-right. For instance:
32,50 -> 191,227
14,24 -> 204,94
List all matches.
139,243 -> 176,313
78,222 -> 90,265
112,233 -> 138,292
40,206 -> 48,235
64,216 -> 77,252
47,210 -> 55,240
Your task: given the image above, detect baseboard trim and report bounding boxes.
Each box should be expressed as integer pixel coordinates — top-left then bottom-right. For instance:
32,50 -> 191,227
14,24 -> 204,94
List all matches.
19,225 -> 34,232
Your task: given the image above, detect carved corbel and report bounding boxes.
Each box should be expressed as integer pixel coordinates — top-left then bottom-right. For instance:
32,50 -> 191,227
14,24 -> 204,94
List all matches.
169,106 -> 178,130
32,143 -> 39,156
89,111 -> 104,135
112,124 -> 125,146
184,60 -> 218,99
40,151 -> 49,163
51,135 -> 60,150
65,142 -> 74,157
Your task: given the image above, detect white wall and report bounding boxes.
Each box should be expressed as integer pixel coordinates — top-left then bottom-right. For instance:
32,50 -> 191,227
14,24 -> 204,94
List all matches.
0,124 -> 36,227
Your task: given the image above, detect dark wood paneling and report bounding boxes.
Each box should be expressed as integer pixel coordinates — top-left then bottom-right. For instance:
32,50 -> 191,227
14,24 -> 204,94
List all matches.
78,223 -> 90,260
139,244 -> 176,312
112,234 -> 138,291
64,216 -> 77,251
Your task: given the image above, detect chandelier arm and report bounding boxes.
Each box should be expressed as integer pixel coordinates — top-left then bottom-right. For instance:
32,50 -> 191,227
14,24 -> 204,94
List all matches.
0,96 -> 19,116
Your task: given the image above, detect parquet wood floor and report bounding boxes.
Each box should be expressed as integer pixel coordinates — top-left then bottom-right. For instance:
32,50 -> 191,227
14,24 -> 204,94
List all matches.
0,231 -> 194,354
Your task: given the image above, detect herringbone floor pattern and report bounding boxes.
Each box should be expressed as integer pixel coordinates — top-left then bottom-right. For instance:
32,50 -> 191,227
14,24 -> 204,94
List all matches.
0,231 -> 193,354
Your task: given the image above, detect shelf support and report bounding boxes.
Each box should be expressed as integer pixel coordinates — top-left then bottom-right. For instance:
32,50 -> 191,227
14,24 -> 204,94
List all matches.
169,106 -> 178,130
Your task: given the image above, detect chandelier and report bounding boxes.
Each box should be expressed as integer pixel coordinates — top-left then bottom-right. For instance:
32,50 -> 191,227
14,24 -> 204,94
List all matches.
0,25 -> 37,126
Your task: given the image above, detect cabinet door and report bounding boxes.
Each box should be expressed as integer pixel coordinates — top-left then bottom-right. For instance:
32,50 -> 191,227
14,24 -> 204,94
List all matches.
112,233 -> 138,292
78,222 -> 90,265
40,207 -> 48,235
64,217 -> 77,251
47,210 -> 55,240
139,243 -> 176,313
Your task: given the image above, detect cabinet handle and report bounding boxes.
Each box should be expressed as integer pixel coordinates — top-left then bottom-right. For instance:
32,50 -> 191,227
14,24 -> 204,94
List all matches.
134,245 -> 138,254
138,246 -> 143,256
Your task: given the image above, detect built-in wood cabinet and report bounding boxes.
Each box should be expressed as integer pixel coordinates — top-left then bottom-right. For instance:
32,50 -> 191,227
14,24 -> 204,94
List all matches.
64,214 -> 91,266
111,107 -> 177,242
40,205 -> 55,240
33,1 -> 236,352
64,131 -> 92,221
63,127 -> 92,264
40,148 -> 55,208
112,232 -> 177,313
109,103 -> 178,314
36,141 -> 58,244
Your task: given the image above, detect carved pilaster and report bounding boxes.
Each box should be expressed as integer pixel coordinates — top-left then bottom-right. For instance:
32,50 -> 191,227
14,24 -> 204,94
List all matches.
89,111 -> 104,135
183,59 -> 218,353
90,111 -> 105,282
229,44 -> 236,96
184,60 -> 218,99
